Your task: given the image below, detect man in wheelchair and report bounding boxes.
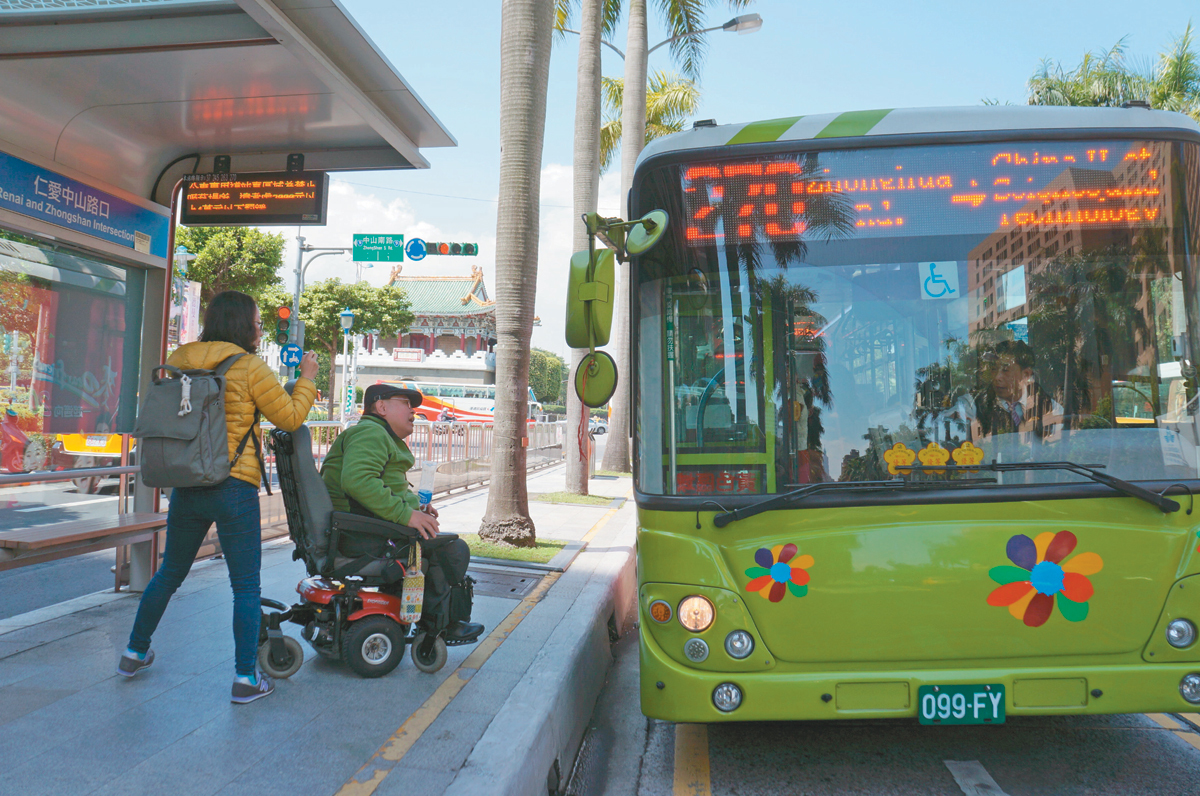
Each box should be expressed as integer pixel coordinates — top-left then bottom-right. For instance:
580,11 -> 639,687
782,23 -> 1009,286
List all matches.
321,384 -> 484,645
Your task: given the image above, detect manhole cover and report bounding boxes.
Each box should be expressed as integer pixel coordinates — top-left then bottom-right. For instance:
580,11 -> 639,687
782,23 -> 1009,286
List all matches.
468,568 -> 540,599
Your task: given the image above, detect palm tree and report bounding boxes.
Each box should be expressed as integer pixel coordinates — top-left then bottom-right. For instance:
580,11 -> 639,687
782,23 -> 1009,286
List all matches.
555,0 -> 621,494
479,0 -> 555,547
566,0 -> 604,495
604,0 -> 753,475
598,71 -> 700,172
1027,24 -> 1199,121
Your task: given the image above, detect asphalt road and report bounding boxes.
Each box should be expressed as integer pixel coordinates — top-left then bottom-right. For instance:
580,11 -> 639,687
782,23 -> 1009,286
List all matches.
573,630 -> 1200,796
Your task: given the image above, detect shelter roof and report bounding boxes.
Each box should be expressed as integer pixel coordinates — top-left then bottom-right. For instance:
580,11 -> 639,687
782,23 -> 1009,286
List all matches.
0,0 -> 455,203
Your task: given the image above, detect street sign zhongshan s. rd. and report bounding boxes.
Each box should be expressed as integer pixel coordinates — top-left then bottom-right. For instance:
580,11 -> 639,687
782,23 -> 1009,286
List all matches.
353,234 -> 404,262
180,171 -> 329,226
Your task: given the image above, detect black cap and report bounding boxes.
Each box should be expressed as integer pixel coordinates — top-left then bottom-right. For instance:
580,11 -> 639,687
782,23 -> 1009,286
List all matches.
363,383 -> 423,410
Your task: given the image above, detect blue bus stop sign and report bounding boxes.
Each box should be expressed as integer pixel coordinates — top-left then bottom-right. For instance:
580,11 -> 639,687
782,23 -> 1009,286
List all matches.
280,343 -> 303,367
405,237 -> 427,261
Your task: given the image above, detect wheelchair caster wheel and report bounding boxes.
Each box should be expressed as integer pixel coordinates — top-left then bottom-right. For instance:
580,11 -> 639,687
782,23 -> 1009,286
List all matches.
258,636 -> 304,679
342,616 -> 405,678
410,633 -> 448,673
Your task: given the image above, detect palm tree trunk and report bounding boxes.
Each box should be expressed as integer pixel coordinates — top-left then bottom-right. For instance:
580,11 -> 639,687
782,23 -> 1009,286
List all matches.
479,0 -> 554,546
566,0 -> 604,495
601,0 -> 647,475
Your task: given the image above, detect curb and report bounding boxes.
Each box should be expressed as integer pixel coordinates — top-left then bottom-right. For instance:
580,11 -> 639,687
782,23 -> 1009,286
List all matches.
447,505 -> 638,796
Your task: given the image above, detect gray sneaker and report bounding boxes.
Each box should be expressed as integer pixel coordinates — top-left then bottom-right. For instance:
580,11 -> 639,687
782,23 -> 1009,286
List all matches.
231,674 -> 274,705
117,649 -> 154,678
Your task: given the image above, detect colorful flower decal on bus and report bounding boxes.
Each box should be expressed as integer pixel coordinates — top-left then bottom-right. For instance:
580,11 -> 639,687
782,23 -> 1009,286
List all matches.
745,544 -> 814,602
951,441 -> 985,468
986,531 -> 1103,627
882,443 -> 916,475
917,442 -> 950,473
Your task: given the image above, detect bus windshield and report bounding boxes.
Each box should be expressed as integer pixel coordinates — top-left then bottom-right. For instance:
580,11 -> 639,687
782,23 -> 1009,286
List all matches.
634,136 -> 1200,497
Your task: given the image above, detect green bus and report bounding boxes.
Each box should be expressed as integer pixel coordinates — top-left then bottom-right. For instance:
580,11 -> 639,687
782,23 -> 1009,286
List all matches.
629,105 -> 1200,723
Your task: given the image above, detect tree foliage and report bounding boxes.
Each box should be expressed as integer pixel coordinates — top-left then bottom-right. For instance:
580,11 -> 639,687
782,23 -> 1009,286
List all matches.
599,71 -> 699,173
299,279 -> 415,356
529,348 -> 565,403
1027,24 -> 1200,121
175,226 -> 287,308
299,279 -> 415,414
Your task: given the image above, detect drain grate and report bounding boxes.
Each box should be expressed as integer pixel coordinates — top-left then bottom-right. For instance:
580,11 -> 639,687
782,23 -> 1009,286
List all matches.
468,568 -> 540,599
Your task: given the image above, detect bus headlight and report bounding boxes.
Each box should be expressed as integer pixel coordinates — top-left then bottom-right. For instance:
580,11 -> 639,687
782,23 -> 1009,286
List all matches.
677,596 -> 714,632
1180,674 -> 1200,704
724,630 -> 754,659
1167,619 -> 1197,648
713,682 -> 742,712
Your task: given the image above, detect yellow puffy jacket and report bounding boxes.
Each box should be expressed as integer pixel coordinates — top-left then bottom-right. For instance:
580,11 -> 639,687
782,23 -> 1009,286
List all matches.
166,341 -> 317,488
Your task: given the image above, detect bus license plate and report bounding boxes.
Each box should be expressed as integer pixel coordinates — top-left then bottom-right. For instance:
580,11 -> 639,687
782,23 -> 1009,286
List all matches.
86,435 -> 109,447
918,684 -> 1005,725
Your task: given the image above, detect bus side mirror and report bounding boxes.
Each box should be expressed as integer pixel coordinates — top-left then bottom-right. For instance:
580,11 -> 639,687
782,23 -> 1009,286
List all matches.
565,247 -> 615,349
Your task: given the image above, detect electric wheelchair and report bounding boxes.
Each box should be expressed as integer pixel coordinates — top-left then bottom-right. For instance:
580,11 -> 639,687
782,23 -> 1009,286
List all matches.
255,423 -> 474,679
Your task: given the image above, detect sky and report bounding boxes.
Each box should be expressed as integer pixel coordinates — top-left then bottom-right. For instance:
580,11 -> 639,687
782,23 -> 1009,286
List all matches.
266,0 -> 1197,357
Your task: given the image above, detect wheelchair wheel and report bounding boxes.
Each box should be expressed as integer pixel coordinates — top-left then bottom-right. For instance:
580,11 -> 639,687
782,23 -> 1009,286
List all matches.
342,616 -> 405,678
258,636 -> 304,679
410,632 -> 448,673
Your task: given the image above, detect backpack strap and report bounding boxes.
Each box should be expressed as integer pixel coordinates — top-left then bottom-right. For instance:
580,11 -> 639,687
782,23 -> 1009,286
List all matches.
231,410 -> 272,496
213,353 -> 246,376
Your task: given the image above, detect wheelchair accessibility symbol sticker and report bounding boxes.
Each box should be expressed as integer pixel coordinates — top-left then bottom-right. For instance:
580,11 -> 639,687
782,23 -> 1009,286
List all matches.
920,261 -> 959,300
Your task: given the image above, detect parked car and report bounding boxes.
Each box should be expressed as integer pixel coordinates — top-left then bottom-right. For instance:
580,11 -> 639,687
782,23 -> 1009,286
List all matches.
589,417 -> 608,434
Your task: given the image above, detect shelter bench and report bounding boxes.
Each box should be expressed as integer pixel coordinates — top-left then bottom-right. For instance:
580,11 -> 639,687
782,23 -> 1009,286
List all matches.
0,512 -> 168,589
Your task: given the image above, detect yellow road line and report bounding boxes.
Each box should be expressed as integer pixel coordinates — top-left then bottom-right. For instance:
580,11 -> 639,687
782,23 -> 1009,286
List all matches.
1146,713 -> 1200,752
673,723 -> 712,796
336,498 -> 631,796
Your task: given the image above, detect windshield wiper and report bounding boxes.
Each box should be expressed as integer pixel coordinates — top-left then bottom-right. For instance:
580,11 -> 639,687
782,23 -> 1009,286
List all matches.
712,476 -> 997,527
904,461 -> 1179,513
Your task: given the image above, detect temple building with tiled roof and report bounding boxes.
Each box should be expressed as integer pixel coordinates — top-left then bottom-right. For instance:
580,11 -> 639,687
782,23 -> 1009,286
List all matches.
383,263 -> 496,356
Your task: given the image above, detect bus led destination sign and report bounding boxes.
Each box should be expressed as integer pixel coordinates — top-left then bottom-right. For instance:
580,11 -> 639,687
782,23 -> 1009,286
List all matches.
680,139 -> 1170,245
181,171 -> 329,226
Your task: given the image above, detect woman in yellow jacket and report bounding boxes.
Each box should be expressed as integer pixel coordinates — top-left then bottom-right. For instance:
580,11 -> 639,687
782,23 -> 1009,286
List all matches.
119,291 -> 318,705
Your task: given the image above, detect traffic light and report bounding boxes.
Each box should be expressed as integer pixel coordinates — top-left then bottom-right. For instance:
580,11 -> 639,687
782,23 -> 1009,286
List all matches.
275,306 -> 291,346
424,242 -> 478,256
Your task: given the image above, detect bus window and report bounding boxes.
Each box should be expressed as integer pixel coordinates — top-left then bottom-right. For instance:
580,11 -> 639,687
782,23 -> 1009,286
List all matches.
635,137 -> 1200,495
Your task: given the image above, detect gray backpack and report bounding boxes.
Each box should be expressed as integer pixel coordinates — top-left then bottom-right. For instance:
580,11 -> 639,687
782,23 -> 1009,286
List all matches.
133,354 -> 257,488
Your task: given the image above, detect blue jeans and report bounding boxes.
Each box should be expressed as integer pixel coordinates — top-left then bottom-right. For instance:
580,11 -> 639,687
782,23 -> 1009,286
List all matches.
128,477 -> 262,676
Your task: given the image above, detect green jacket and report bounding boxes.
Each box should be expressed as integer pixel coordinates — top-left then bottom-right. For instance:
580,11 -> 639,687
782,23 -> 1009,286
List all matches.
321,414 -> 419,525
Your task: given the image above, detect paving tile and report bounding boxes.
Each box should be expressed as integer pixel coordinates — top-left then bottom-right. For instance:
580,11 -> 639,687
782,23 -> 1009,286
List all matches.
450,664 -> 523,716
369,764 -> 458,796
0,684 -> 78,724
400,706 -> 494,773
477,638 -> 542,675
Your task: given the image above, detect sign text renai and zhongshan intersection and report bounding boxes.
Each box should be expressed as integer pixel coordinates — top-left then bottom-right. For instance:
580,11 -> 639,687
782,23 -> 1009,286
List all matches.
0,150 -> 169,258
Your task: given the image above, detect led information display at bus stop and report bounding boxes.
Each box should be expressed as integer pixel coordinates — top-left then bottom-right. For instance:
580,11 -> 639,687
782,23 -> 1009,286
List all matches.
181,171 -> 329,226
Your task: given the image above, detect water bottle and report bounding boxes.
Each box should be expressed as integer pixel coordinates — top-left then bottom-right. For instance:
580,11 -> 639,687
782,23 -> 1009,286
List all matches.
417,461 -> 436,509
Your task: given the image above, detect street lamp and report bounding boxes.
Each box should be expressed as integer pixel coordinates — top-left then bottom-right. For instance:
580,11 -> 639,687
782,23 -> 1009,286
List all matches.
339,308 -> 355,419
292,234 -> 352,347
560,13 -> 763,60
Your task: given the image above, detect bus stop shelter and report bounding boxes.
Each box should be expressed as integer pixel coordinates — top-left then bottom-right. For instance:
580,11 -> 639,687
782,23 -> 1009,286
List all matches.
0,0 -> 454,588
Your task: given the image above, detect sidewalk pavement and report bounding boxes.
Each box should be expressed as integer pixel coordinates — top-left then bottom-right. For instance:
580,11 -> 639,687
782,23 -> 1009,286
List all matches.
0,464 -> 638,796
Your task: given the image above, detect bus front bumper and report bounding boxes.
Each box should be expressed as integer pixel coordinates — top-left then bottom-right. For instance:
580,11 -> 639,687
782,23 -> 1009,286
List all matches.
640,629 -> 1200,722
